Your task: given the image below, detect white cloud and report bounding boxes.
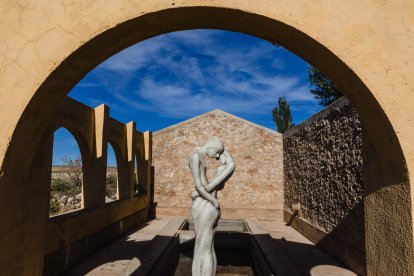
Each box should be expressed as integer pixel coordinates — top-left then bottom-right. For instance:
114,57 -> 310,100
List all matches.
98,36 -> 168,73
85,30 -> 317,119
163,29 -> 217,47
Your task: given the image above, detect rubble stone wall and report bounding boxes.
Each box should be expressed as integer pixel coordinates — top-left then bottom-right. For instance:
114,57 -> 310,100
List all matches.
153,110 -> 283,218
283,97 -> 365,275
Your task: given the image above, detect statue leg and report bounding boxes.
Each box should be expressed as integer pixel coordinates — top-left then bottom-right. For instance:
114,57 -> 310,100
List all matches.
192,198 -> 203,275
192,200 -> 219,276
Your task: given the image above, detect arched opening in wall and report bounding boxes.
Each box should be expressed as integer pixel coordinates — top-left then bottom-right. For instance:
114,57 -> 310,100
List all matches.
105,143 -> 118,202
63,29 -> 365,274
133,153 -> 147,195
59,30 -> 361,275
67,29 -> 348,217
49,128 -> 84,216
133,155 -> 139,195
1,6 -> 411,276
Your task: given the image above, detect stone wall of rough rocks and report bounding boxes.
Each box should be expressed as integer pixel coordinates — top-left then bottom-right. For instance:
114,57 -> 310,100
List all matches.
153,110 -> 283,219
283,97 -> 365,274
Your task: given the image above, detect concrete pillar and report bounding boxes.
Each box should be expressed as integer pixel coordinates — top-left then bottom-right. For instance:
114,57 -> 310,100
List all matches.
126,121 -> 136,198
144,131 -> 153,201
82,104 -> 109,208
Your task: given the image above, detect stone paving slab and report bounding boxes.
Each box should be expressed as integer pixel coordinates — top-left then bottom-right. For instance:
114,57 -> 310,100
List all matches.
128,217 -> 186,275
255,219 -> 356,276
63,218 -> 172,275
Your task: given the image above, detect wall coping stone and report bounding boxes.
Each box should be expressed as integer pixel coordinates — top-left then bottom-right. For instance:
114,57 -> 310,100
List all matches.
155,109 -> 281,136
284,96 -> 350,137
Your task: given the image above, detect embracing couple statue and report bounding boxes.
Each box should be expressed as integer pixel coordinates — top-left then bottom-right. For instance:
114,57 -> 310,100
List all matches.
189,138 -> 236,276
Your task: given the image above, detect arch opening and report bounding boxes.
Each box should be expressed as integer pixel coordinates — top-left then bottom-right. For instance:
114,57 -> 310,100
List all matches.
105,143 -> 119,202
49,128 -> 85,216
133,151 -> 147,196
134,155 -> 139,195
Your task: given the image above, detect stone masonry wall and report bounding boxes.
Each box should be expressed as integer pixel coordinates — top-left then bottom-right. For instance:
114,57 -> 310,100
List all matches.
153,110 -> 283,218
283,97 -> 365,274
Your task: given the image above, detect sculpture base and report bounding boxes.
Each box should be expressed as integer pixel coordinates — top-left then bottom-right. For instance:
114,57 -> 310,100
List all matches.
175,248 -> 255,276
176,218 -> 255,276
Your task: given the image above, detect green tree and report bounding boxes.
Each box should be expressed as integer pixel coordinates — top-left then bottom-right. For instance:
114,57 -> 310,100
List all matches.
272,97 -> 295,133
308,66 -> 343,106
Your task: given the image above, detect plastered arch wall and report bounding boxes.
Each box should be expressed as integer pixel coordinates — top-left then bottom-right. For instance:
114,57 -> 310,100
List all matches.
38,98 -> 152,275
0,1 -> 413,275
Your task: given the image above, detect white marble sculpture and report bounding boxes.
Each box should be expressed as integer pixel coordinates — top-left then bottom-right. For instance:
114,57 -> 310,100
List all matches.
189,138 -> 236,276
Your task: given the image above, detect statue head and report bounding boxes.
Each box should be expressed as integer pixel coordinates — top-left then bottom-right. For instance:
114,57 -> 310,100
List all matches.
201,137 -> 224,158
219,150 -> 228,165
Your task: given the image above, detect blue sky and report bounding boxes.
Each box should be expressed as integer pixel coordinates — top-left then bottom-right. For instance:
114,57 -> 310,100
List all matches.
53,29 -> 322,165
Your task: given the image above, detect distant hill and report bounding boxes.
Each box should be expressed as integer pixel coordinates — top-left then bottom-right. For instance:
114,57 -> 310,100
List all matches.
52,166 -> 118,173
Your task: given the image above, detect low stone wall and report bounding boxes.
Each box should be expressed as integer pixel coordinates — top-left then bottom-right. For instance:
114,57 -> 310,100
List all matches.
153,110 -> 283,219
283,97 -> 365,275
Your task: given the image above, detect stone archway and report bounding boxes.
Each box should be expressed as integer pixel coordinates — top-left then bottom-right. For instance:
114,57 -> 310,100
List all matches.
0,1 -> 413,275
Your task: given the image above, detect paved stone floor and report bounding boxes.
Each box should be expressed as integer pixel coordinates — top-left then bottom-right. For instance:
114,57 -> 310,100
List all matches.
63,218 -> 173,275
256,219 -> 356,276
64,217 -> 356,276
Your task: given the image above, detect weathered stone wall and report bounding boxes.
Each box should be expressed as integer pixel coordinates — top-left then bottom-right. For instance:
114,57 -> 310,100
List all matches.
283,97 -> 365,275
153,110 -> 283,219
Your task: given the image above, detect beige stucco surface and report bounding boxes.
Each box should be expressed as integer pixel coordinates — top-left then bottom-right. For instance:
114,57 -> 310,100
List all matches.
0,1 -> 413,275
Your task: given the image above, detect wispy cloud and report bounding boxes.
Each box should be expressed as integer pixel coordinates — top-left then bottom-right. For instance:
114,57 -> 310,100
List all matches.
98,37 -> 167,73
75,29 -> 317,121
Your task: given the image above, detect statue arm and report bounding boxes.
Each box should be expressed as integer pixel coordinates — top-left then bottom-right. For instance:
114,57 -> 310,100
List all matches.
189,153 -> 219,207
205,151 -> 236,192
